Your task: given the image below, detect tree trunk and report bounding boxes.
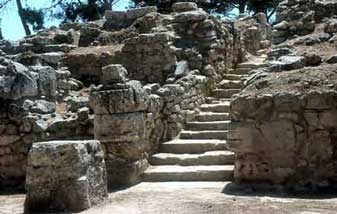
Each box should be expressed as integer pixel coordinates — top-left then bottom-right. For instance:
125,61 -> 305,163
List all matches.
16,0 -> 31,36
238,0 -> 246,14
103,0 -> 113,11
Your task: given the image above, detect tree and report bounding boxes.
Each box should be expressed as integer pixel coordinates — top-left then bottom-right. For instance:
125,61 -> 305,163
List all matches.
50,0 -> 120,23
131,0 -> 280,22
16,0 -> 31,35
248,0 -> 281,21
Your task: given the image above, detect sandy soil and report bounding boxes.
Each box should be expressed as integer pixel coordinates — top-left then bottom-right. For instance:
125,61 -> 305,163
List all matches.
2,182 -> 337,214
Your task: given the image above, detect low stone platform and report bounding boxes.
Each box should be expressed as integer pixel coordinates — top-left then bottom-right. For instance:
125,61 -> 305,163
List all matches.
24,140 -> 108,213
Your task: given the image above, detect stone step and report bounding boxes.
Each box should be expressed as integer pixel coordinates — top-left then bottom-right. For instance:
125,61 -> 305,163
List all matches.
211,89 -> 240,99
160,139 -> 228,154
142,165 -> 234,182
193,112 -> 230,122
186,121 -> 231,131
179,130 -> 228,140
237,62 -> 266,70
223,74 -> 248,81
150,151 -> 235,166
217,80 -> 243,89
199,102 -> 230,113
230,67 -> 252,75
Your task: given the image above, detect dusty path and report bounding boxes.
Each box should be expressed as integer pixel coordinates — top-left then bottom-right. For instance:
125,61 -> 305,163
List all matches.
2,182 -> 337,214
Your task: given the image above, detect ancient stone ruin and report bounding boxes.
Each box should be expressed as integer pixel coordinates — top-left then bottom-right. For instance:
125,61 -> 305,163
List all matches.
229,0 -> 337,191
1,0 -> 337,212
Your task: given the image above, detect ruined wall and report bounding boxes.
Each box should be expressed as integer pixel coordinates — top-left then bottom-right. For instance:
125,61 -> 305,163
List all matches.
228,0 -> 337,191
87,4 -> 246,187
0,59 -> 93,189
235,13 -> 272,55
273,0 -> 337,44
0,3 -> 270,189
229,65 -> 337,191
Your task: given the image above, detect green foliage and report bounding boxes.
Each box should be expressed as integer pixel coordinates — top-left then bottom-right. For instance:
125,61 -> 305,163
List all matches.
131,0 -> 232,14
51,0 -> 115,23
131,0 -> 281,21
22,7 -> 44,31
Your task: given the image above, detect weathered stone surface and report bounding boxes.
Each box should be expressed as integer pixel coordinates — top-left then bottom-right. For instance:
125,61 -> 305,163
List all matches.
101,64 -> 128,84
277,55 -> 305,70
25,140 -> 107,213
0,4 -> 247,191
174,10 -> 208,23
30,66 -> 57,99
172,2 -> 198,12
62,45 -> 121,84
273,0 -> 337,44
106,159 -> 149,187
326,55 -> 337,64
90,81 -> 149,114
126,6 -> 157,20
235,14 -> 272,54
94,113 -> 146,143
0,61 -> 38,100
23,99 -> 56,114
229,64 -> 337,190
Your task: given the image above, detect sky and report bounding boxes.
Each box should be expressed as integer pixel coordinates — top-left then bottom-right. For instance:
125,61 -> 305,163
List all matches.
1,0 -> 130,41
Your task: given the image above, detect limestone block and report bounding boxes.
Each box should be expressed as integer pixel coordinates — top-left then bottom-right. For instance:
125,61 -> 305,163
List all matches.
0,62 -> 38,100
101,64 -> 128,84
104,11 -> 127,29
126,6 -> 157,20
24,140 -> 107,213
174,10 -> 208,23
106,158 -> 148,188
30,66 -> 57,99
172,2 -> 198,12
94,113 -> 146,143
90,81 -> 149,114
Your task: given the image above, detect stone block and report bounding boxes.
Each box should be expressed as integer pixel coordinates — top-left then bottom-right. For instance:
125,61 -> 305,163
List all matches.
106,158 -> 148,188
174,10 -> 208,23
24,140 -> 107,213
101,64 -> 128,84
126,6 -> 157,20
94,113 -> 146,143
172,2 -> 198,12
90,81 -> 149,114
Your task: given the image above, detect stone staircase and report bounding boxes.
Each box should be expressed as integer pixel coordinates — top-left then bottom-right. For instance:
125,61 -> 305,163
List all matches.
142,58 -> 265,182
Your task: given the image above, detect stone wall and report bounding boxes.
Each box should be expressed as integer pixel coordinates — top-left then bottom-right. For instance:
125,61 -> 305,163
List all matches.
273,0 -> 337,44
235,13 -> 272,55
25,140 -> 107,212
0,58 -> 94,189
0,4 -> 270,190
228,64 -> 337,191
86,4 -> 248,187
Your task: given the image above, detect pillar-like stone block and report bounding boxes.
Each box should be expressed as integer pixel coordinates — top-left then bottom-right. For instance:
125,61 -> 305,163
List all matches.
90,64 -> 150,188
24,140 -> 107,213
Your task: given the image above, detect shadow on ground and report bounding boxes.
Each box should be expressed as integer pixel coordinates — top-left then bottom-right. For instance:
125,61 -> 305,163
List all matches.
222,182 -> 337,199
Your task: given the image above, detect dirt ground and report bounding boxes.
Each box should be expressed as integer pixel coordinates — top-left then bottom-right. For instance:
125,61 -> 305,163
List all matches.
2,182 -> 337,214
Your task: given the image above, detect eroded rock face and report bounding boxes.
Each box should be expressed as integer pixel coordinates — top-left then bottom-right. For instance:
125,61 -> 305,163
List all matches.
273,0 -> 337,44
24,140 -> 107,213
90,64 -> 152,187
229,64 -> 337,191
0,60 -> 38,100
235,13 -> 272,55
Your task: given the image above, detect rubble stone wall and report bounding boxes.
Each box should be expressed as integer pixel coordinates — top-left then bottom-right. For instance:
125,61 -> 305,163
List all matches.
0,4 -> 272,189
273,0 -> 337,44
229,66 -> 337,191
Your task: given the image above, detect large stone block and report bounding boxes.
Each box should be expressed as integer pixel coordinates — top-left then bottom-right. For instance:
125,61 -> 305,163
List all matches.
90,80 -> 149,114
94,113 -> 146,143
105,158 -> 149,188
126,6 -> 157,20
24,140 -> 107,213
